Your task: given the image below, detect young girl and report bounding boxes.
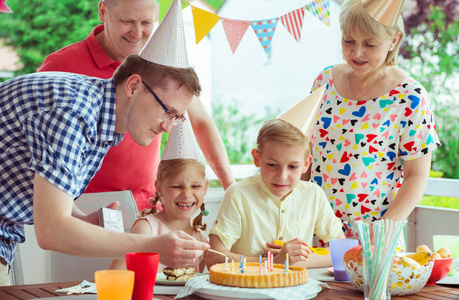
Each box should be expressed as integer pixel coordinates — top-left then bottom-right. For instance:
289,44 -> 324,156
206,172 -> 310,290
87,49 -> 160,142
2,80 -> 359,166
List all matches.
110,158 -> 209,272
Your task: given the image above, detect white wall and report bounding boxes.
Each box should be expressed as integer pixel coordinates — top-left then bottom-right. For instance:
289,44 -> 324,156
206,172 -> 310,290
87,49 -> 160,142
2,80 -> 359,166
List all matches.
209,0 -> 343,117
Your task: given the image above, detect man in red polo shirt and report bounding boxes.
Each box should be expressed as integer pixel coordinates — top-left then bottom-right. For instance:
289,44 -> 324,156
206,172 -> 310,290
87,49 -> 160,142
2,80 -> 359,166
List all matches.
39,0 -> 234,211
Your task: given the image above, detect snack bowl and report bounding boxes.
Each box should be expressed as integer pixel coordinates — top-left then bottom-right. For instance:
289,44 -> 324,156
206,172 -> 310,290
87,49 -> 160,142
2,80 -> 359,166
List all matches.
426,257 -> 453,285
344,254 -> 433,296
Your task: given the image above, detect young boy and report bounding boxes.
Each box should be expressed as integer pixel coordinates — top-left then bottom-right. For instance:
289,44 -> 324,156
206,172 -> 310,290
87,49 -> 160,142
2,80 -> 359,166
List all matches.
208,90 -> 345,269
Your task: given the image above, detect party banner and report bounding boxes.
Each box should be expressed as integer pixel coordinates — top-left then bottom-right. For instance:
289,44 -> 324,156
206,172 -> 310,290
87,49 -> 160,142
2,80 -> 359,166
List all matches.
251,18 -> 279,53
221,18 -> 252,54
280,7 -> 307,43
191,6 -> 221,44
159,0 -> 190,22
305,0 -> 331,26
159,0 -> 331,54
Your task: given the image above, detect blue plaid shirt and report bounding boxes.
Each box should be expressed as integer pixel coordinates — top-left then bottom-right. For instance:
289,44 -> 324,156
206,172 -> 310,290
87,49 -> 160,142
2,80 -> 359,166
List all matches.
0,72 -> 122,267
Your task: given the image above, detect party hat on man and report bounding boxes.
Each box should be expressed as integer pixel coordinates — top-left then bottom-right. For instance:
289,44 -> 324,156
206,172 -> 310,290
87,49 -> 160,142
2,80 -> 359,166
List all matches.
361,0 -> 405,27
162,113 -> 200,160
277,84 -> 326,139
139,0 -> 188,68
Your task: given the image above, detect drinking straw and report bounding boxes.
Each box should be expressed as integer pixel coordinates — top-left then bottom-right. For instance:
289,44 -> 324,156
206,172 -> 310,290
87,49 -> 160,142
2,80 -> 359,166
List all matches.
370,220 -> 405,299
355,220 -> 406,300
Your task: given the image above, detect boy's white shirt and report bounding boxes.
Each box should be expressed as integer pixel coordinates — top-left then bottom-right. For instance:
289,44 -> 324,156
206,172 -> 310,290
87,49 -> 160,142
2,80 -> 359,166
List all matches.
209,174 -> 342,256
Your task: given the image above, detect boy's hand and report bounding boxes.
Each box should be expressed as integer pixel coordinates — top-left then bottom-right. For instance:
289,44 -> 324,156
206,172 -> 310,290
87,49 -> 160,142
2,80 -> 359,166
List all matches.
265,241 -> 282,256
270,238 -> 311,265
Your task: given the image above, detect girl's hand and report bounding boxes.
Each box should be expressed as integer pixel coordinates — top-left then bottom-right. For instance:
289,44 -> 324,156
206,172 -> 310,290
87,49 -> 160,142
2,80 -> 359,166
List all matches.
272,238 -> 311,265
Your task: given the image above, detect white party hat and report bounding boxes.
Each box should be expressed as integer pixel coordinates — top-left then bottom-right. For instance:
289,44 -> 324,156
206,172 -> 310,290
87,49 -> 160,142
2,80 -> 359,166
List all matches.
277,84 -> 326,139
361,0 -> 405,27
139,0 -> 188,68
162,113 -> 200,160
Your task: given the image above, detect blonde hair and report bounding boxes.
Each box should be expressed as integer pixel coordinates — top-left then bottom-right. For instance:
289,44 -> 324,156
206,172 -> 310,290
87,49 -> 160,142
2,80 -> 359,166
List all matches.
140,158 -> 208,232
256,119 -> 310,159
339,0 -> 405,66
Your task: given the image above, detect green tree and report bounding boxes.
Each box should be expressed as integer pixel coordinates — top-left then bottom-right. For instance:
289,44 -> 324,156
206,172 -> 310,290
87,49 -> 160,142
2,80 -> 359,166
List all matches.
400,1 -> 459,179
0,0 -> 100,76
211,99 -> 277,165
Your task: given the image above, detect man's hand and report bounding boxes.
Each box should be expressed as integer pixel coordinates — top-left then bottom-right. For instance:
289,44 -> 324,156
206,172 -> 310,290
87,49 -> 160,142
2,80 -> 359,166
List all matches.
154,231 -> 210,267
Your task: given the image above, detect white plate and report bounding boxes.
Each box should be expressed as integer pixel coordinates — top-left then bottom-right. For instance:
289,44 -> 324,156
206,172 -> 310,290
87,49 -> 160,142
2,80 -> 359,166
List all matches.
155,273 -> 205,286
436,275 -> 459,286
195,288 -> 318,300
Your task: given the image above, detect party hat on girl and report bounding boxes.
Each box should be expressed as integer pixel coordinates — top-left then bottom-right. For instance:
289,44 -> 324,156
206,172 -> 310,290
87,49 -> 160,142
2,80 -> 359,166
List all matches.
361,0 -> 405,27
162,113 -> 200,160
277,84 -> 326,139
139,0 -> 188,68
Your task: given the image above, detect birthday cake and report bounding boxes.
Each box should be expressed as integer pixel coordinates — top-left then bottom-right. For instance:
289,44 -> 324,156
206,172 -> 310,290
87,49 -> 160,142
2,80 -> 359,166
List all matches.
209,262 -> 308,288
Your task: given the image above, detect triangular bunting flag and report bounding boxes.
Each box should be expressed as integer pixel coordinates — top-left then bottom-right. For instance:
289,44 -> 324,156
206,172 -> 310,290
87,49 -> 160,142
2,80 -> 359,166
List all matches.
191,6 -> 221,44
181,0 -> 190,9
251,18 -> 278,53
159,0 -> 189,22
280,7 -> 306,42
0,0 -> 13,13
159,0 -> 173,23
221,18 -> 251,54
305,0 -> 331,26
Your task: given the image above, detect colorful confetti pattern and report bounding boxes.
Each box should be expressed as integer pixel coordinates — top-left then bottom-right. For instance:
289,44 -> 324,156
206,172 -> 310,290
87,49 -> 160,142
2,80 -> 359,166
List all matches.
310,66 -> 440,245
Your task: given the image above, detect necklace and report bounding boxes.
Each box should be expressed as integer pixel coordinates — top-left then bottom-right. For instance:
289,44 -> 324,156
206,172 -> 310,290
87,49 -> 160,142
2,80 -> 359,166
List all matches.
348,69 -> 388,100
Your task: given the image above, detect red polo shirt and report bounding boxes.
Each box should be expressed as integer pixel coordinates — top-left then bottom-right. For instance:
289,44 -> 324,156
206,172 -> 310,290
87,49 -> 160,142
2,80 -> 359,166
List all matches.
39,24 -> 161,211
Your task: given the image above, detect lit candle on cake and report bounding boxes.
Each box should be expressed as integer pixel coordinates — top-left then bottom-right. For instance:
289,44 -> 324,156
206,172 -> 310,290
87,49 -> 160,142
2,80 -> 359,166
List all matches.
259,254 -> 262,265
240,255 -> 243,268
243,257 -> 247,272
231,259 -> 234,274
225,255 -> 229,270
259,263 -> 263,275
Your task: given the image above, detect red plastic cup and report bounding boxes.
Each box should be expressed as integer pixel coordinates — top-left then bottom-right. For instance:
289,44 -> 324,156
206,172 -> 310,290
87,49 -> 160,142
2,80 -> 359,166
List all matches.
126,252 -> 160,300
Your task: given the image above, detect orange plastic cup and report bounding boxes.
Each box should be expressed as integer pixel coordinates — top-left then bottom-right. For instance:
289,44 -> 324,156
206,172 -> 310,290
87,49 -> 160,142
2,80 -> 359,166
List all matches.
95,270 -> 134,300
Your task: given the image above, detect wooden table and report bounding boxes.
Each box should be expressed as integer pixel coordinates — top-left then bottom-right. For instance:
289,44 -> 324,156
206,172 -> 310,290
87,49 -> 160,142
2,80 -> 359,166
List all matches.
1,281 -> 458,299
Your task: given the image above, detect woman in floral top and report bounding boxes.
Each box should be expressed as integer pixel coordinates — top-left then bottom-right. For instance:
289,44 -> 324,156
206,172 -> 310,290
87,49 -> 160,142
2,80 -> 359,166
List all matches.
310,0 -> 440,248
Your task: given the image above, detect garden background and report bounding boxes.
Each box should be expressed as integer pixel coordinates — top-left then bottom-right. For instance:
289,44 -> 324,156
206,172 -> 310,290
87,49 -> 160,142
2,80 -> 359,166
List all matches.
0,0 -> 457,208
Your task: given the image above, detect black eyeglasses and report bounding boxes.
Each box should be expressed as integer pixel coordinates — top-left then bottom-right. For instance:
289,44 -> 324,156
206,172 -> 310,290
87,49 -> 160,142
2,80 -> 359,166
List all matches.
141,80 -> 186,125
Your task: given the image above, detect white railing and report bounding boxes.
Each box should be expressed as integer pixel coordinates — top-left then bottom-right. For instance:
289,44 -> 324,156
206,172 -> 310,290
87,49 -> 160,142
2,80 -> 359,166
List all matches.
206,166 -> 459,252
12,166 -> 459,285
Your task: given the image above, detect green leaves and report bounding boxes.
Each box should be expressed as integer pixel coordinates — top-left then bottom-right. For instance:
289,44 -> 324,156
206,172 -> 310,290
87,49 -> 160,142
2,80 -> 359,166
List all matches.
0,0 -> 99,75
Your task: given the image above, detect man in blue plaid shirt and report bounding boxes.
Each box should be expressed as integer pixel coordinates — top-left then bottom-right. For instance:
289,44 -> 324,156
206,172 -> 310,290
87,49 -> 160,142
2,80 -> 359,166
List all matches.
0,54 -> 210,284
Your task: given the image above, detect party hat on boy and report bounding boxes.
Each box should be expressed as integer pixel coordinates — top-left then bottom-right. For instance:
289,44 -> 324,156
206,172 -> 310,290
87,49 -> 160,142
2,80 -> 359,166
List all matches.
361,0 -> 405,27
139,0 -> 188,68
162,113 -> 200,160
277,84 -> 326,139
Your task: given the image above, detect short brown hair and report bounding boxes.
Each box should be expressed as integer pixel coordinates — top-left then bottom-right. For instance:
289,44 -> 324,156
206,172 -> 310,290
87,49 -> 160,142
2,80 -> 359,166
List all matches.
256,119 -> 310,159
113,54 -> 201,96
141,158 -> 208,232
339,0 -> 405,66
